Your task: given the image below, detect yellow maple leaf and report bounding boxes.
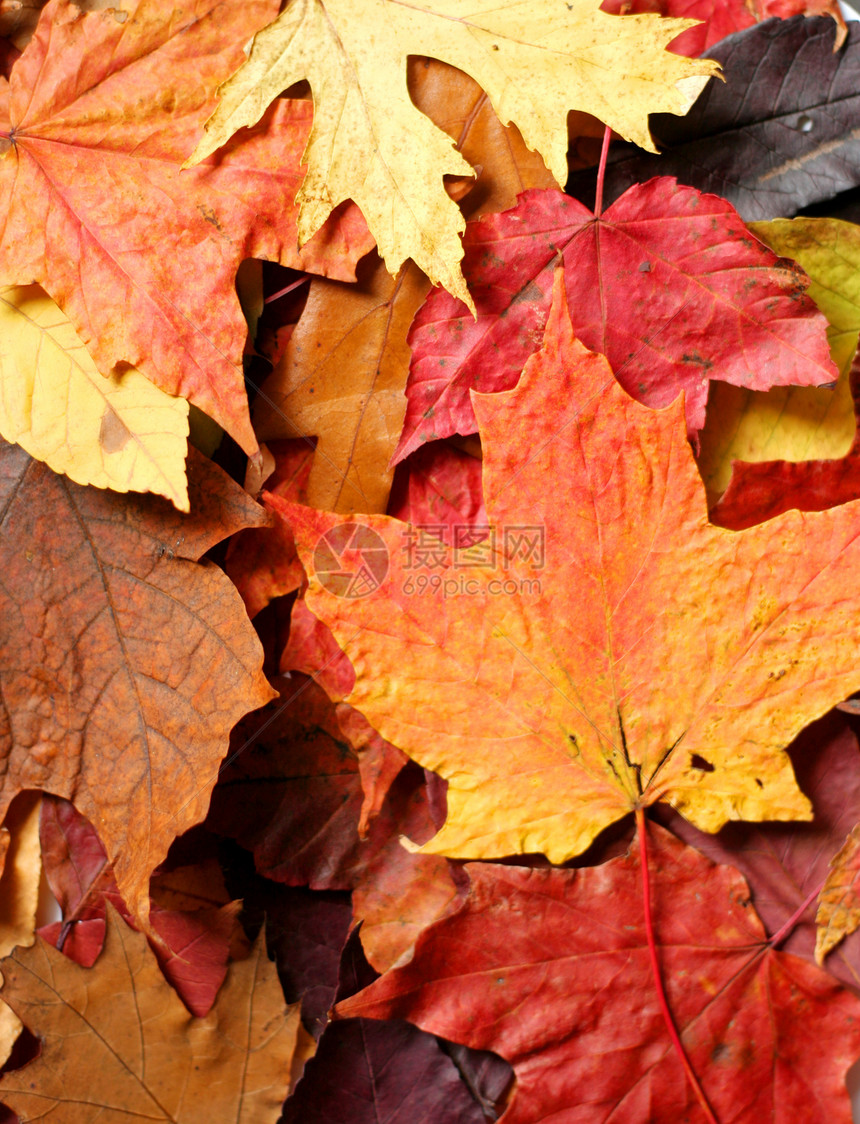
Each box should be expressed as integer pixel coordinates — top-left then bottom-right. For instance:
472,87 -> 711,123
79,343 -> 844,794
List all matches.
185,0 -> 719,306
0,285 -> 190,511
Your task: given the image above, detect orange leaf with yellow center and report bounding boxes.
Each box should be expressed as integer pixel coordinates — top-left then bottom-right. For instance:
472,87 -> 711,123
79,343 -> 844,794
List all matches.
0,0 -> 372,455
274,271 -> 860,862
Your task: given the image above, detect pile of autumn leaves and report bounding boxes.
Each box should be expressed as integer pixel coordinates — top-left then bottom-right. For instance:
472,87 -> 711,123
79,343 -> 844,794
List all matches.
5,0 -> 860,1119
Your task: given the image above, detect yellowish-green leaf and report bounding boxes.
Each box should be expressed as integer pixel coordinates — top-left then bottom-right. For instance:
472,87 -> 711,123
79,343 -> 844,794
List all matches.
185,0 -> 719,306
698,218 -> 860,500
0,285 -> 190,511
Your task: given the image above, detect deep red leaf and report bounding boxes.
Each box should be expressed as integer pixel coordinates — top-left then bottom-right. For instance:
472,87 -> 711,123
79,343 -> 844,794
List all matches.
208,677 -> 461,971
283,932 -> 504,1124
338,826 -> 860,1123
396,182 -> 833,461
656,711 -> 860,990
38,796 -> 239,1016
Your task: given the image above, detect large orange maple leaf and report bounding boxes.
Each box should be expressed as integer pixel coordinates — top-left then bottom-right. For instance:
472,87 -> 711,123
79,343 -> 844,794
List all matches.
0,0 -> 372,455
275,273 -> 860,862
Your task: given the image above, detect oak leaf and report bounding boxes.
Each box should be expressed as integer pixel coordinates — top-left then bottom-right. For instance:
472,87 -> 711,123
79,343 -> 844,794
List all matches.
569,17 -> 860,223
0,0 -> 373,455
396,181 -> 835,460
337,826 -> 860,1123
186,0 -> 719,304
277,273 -> 860,862
0,442 -> 275,929
0,284 -> 190,509
0,906 -> 311,1123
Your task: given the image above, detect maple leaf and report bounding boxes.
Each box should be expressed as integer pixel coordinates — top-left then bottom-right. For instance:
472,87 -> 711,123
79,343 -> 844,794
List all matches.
275,273 -> 860,861
186,0 -> 719,304
396,181 -> 835,460
251,56 -> 555,516
337,826 -> 860,1123
0,442 -> 275,929
38,796 -> 240,1017
569,16 -> 860,223
0,283 -> 190,510
0,906 -> 312,1123
0,0 -> 373,456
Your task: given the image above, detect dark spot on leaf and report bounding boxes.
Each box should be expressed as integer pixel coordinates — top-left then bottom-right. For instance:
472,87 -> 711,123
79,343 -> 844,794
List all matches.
690,754 -> 715,772
512,281 -> 542,305
99,409 -> 131,454
197,203 -> 225,235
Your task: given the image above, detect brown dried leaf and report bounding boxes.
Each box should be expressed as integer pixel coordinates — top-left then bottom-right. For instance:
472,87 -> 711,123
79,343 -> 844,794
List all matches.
0,442 -> 274,929
0,906 -> 308,1123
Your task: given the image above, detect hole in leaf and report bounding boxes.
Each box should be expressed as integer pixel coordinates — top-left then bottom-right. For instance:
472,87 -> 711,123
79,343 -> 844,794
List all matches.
690,754 -> 715,772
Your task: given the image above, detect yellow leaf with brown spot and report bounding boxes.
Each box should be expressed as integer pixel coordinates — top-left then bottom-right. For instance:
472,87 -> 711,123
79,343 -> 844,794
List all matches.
0,285 -> 189,511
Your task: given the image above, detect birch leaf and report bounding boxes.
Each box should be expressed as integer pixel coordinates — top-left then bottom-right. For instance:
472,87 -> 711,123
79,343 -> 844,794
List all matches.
0,284 -> 189,510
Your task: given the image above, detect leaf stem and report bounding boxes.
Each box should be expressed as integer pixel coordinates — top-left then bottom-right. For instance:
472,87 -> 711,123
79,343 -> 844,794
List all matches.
593,125 -> 612,218
264,275 -> 310,305
636,808 -> 719,1124
767,880 -> 823,949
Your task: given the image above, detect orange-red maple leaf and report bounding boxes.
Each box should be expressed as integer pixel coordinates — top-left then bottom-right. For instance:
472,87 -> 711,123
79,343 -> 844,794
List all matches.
274,272 -> 860,862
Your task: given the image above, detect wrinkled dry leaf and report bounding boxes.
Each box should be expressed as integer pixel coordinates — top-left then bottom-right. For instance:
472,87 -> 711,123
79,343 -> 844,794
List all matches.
0,907 -> 310,1122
